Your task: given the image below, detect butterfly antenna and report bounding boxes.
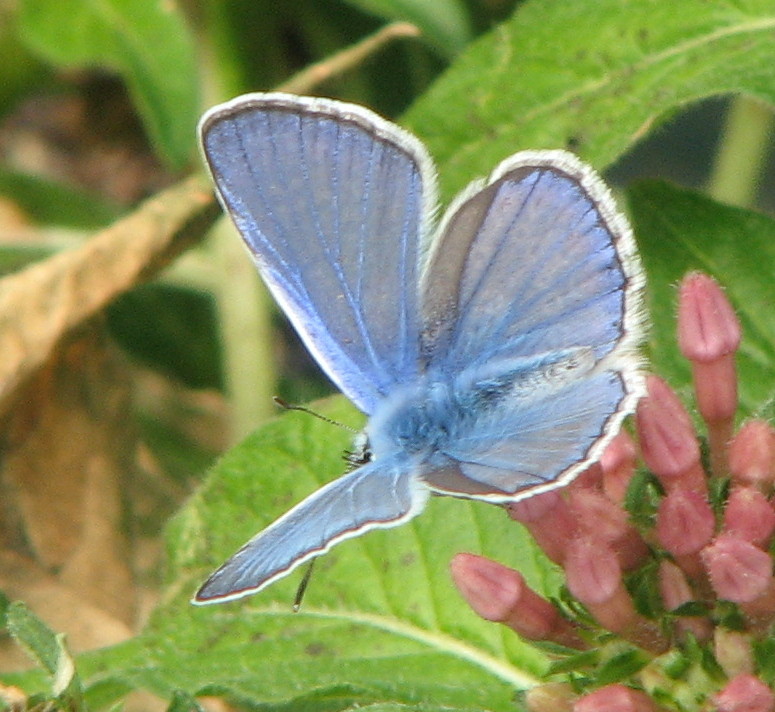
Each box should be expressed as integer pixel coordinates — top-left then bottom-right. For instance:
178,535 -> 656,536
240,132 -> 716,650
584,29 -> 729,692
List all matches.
292,560 -> 316,612
273,396 -> 358,433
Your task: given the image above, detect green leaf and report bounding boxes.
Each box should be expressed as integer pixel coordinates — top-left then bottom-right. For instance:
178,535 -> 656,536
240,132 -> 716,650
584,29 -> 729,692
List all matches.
595,648 -> 649,686
627,180 -> 775,415
753,637 -> 775,686
6,602 -> 62,675
106,283 -> 223,391
65,398 -> 560,711
0,170 -> 119,229
0,590 -> 9,629
0,6 -> 47,109
624,469 -> 663,531
546,649 -> 600,676
6,602 -> 84,706
17,0 -> 198,167
404,0 -> 775,200
670,601 -> 710,618
625,559 -> 664,620
713,600 -> 746,631
661,648 -> 692,679
166,689 -> 204,712
343,0 -> 473,58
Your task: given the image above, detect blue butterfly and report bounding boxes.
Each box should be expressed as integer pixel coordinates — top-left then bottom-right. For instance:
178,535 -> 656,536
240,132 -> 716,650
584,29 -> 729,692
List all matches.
194,92 -> 644,604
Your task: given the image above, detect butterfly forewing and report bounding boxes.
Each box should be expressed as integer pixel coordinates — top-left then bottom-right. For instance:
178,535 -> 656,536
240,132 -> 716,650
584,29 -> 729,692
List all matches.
200,94 -> 436,414
421,151 -> 642,374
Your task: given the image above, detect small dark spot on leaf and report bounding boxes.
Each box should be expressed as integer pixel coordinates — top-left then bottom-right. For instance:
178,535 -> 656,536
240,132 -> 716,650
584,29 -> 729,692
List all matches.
401,553 -> 417,567
305,641 -> 328,656
566,135 -> 581,151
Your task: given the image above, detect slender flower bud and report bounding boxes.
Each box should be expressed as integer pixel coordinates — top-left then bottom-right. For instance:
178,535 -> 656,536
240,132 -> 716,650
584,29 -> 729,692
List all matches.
656,488 -> 715,557
564,538 -> 666,652
574,684 -> 661,712
729,420 -> 775,488
450,553 -> 582,648
714,673 -> 775,712
702,534 -> 773,603
569,488 -> 648,570
678,273 -> 741,364
570,462 -> 604,490
509,490 -> 577,564
600,430 -> 638,504
636,375 -> 706,492
722,486 -> 775,547
678,272 -> 741,476
565,537 -> 622,606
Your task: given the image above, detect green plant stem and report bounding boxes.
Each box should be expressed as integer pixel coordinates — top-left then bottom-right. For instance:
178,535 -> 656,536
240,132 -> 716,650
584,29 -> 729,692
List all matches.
707,96 -> 774,208
212,218 -> 276,440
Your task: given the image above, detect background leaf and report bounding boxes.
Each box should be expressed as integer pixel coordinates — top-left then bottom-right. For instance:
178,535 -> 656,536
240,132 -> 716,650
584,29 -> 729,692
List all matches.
343,0 -> 473,57
627,180 -> 775,414
404,0 -> 775,200
6,602 -> 62,675
29,398 -> 561,711
107,284 -> 223,391
16,0 -> 199,167
0,170 -> 119,229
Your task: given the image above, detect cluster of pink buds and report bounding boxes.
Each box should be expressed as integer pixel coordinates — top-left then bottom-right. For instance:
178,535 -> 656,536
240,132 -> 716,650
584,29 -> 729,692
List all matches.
451,273 -> 775,711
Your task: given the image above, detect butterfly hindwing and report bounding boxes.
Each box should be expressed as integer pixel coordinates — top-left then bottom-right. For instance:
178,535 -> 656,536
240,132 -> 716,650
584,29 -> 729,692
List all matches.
195,456 -> 427,603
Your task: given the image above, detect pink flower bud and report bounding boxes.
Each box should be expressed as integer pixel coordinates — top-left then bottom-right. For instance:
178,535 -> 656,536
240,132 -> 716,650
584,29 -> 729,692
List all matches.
569,488 -> 648,570
450,553 -> 581,647
570,488 -> 628,541
565,537 -> 621,606
702,534 -> 773,603
600,431 -> 638,504
564,538 -> 665,651
714,673 -> 775,712
729,420 -> 775,487
574,684 -> 660,712
510,489 -> 561,521
656,488 -> 715,556
692,356 -> 738,424
659,559 -> 693,610
570,462 -> 604,490
509,490 -> 577,564
636,376 -> 705,491
678,272 -> 741,363
678,273 -> 741,476
450,553 -> 527,622
723,486 -> 775,547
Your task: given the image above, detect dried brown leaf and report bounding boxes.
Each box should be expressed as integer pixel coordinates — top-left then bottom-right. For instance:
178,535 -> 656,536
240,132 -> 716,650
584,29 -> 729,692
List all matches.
0,326 -> 136,624
0,174 -> 218,414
